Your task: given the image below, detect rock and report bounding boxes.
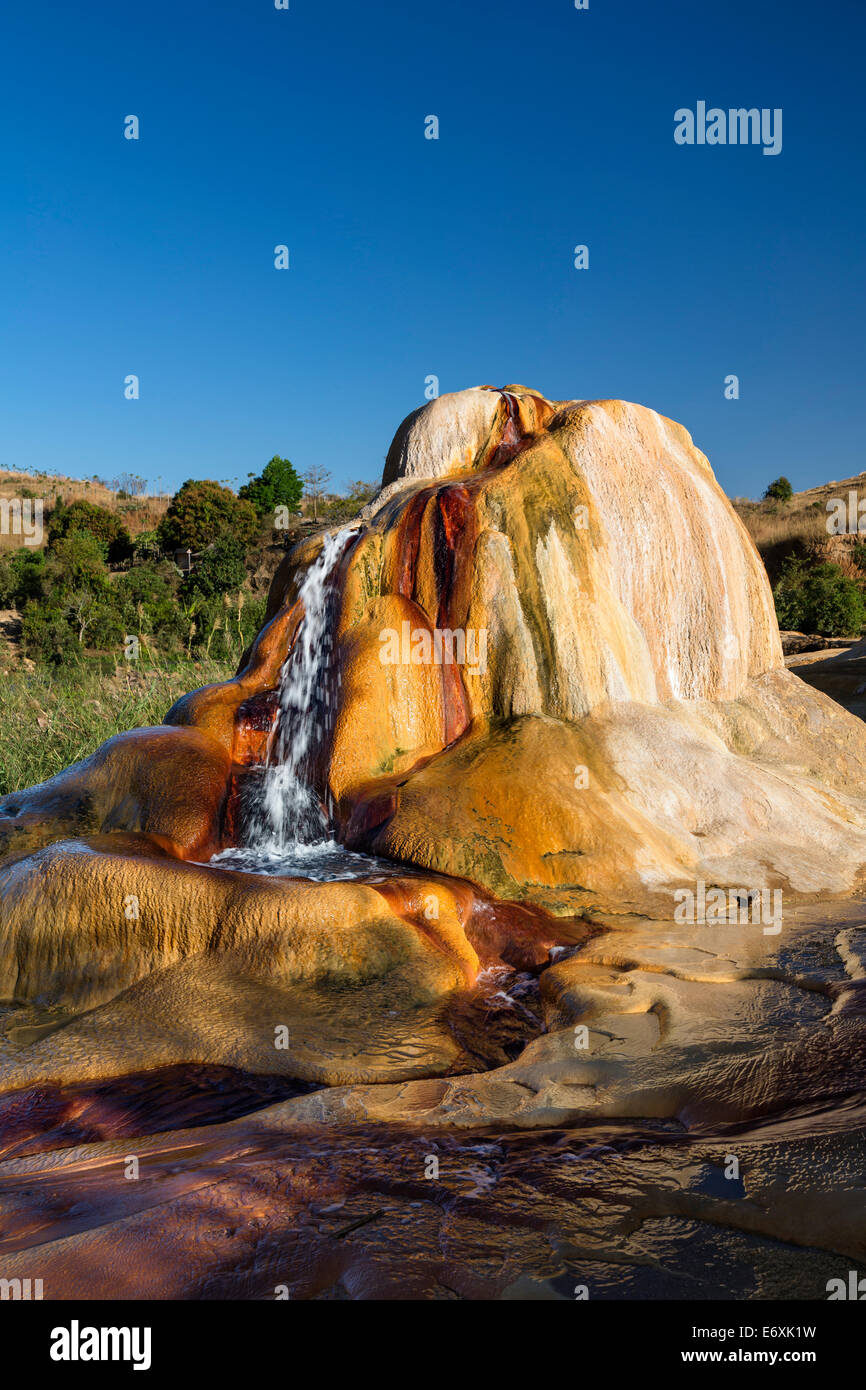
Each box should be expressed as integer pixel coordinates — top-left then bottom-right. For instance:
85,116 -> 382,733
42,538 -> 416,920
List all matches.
0,726 -> 231,861
4,386 -> 866,1300
779,630 -> 856,656
5,385 -> 866,990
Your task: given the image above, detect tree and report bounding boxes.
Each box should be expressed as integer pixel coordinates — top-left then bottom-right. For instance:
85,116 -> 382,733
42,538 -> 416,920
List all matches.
773,556 -> 866,637
239,456 -> 302,519
183,536 -> 248,600
764,476 -> 794,502
301,465 -> 331,523
44,532 -> 112,596
112,472 -> 148,497
156,480 -> 258,551
48,498 -> 133,563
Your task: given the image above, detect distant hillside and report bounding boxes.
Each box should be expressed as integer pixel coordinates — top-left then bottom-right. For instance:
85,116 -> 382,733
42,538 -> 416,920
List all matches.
734,473 -> 866,586
0,470 -> 168,551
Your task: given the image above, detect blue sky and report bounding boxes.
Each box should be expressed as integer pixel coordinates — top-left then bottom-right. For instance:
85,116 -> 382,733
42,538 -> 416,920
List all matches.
1,0 -> 863,499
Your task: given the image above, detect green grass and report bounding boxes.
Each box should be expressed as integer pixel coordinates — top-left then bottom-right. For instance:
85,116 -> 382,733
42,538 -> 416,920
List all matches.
0,657 -> 232,797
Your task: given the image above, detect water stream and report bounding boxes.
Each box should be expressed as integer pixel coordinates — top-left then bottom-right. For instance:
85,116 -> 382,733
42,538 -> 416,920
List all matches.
213,525 -> 400,881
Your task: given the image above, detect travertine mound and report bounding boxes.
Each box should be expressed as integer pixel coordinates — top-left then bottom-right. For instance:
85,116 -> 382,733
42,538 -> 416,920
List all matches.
3,382 -> 866,1023
269,387 -> 866,912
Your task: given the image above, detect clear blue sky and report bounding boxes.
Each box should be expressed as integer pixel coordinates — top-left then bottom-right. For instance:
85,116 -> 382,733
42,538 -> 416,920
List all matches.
1,0 -> 863,499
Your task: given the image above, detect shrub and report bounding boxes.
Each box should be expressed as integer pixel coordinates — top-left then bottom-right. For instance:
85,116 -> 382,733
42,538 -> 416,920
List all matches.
183,537 -> 248,601
115,561 -> 184,641
48,498 -> 133,563
20,601 -> 80,665
763,476 -> 794,502
773,556 -> 866,636
239,456 -> 303,519
43,532 -> 112,596
157,480 -> 258,551
0,548 -> 47,606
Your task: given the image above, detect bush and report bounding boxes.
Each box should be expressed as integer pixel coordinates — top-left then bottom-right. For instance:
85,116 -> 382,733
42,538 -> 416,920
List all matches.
0,548 -> 47,606
764,476 -> 794,503
239,456 -> 303,519
188,592 -> 267,663
115,561 -> 184,642
157,480 -> 258,551
48,498 -> 133,563
183,537 -> 248,601
20,601 -> 80,665
773,556 -> 866,637
44,532 -> 112,597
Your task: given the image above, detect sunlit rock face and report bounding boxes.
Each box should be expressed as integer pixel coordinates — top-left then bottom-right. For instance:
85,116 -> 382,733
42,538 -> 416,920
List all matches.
3,382 -> 866,1034
268,386 -> 866,912
4,386 -> 866,1301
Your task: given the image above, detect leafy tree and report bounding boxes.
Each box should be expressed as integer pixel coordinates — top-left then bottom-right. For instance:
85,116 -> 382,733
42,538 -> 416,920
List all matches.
0,548 -> 47,606
116,561 -> 183,640
156,480 -> 258,551
183,537 -> 248,601
239,456 -> 303,518
20,602 -> 79,664
43,532 -> 112,597
773,556 -> 866,636
764,476 -> 794,502
48,498 -> 133,563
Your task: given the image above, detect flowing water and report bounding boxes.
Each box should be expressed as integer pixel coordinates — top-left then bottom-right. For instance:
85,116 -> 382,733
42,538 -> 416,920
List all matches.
212,525 -> 397,881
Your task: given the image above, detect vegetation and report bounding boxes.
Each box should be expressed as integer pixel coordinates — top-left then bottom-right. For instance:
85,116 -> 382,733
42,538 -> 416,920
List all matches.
773,556 -> 866,637
156,479 -> 258,552
0,660 -> 229,797
734,473 -> 866,638
239,456 -> 303,518
47,498 -> 133,563
0,460 -> 381,797
763,476 -> 794,502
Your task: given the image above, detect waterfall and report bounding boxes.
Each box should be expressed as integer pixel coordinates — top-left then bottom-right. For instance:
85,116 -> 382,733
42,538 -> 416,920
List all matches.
244,526 -> 357,855
214,524 -> 401,880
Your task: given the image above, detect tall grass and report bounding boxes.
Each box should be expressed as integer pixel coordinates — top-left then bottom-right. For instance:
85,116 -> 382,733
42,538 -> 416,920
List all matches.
0,658 -> 231,796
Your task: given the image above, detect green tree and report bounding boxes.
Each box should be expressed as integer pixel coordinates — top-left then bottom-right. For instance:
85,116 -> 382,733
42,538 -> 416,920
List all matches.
183,537 -> 248,601
116,561 -> 184,642
773,556 -> 866,637
20,602 -> 79,665
239,456 -> 303,518
48,499 -> 133,563
0,548 -> 47,606
156,480 -> 258,551
44,532 -> 112,596
764,476 -> 794,502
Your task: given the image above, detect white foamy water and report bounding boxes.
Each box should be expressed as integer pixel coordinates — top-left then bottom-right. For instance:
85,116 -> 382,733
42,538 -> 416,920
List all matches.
238,527 -> 358,859
210,524 -> 426,882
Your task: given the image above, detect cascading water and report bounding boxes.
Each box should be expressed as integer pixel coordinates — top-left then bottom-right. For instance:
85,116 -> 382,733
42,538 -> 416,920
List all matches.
213,526 -> 399,881
256,526 -> 354,851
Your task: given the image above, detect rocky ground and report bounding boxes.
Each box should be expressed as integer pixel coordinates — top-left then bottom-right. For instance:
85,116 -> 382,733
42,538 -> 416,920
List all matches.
0,894 -> 863,1300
